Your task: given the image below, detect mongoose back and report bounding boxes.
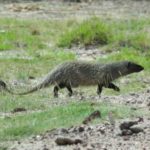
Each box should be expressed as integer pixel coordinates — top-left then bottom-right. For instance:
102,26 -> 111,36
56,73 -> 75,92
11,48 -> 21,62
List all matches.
0,61 -> 144,97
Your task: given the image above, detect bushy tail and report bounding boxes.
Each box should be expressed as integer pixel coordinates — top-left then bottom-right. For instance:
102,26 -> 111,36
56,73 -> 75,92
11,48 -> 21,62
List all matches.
17,79 -> 51,95
0,78 -> 52,95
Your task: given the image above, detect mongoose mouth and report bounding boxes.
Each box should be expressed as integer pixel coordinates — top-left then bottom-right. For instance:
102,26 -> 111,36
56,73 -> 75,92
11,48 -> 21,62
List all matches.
139,66 -> 144,71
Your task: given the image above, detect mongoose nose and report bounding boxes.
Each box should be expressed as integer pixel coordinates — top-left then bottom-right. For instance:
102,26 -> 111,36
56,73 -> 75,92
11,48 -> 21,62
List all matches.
138,65 -> 144,71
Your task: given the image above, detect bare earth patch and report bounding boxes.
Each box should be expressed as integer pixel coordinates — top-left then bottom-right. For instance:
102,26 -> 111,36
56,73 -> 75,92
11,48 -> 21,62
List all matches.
0,0 -> 150,20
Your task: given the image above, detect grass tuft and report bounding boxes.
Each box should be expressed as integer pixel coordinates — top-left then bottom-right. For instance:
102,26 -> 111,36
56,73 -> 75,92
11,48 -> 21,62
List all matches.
57,17 -> 112,48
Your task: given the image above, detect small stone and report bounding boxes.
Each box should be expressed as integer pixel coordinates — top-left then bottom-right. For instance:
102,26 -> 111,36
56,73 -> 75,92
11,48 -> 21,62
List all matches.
147,102 -> 150,106
59,128 -> 69,134
55,137 -> 83,145
146,89 -> 150,93
131,107 -> 137,110
123,136 -> 130,141
121,129 -> 133,136
78,126 -> 85,132
138,117 -> 144,122
119,121 -> 138,130
130,127 -> 144,134
35,135 -> 41,140
74,139 -> 83,144
97,127 -> 105,134
82,110 -> 101,124
11,107 -> 27,113
43,147 -> 49,150
28,76 -> 35,79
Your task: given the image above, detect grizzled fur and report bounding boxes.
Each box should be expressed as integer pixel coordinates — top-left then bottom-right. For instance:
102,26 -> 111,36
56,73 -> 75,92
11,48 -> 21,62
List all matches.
0,61 -> 144,97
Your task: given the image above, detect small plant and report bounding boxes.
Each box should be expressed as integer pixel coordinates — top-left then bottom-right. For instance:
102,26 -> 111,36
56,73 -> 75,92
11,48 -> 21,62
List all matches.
58,17 -> 112,48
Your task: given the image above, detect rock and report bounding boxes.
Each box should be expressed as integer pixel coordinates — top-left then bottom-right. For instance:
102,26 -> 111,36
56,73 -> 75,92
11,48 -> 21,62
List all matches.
147,102 -> 150,106
78,126 -> 85,132
55,137 -> 83,145
97,127 -> 105,134
59,128 -> 69,134
130,126 -> 144,134
28,76 -> 35,79
119,120 -> 144,136
137,117 -> 144,122
119,121 -> 138,130
43,147 -> 49,150
82,110 -> 101,124
120,129 -> 133,136
11,107 -> 27,113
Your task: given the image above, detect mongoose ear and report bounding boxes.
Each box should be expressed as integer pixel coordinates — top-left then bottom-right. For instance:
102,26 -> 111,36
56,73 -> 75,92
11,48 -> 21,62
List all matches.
127,62 -> 131,68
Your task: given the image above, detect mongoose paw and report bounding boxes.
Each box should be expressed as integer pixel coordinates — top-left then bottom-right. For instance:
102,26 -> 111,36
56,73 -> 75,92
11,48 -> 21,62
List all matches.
54,94 -> 58,98
68,92 -> 73,97
115,87 -> 120,92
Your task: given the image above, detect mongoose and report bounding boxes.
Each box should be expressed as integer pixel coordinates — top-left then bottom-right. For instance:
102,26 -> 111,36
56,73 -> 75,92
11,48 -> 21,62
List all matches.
0,61 -> 144,97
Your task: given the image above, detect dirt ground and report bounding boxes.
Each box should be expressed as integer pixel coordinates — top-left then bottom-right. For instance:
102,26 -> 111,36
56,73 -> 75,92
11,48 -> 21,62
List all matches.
0,0 -> 150,20
0,0 -> 150,149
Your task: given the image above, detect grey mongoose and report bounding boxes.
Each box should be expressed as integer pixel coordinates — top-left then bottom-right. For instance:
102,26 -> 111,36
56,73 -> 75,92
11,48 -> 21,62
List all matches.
0,61 -> 144,97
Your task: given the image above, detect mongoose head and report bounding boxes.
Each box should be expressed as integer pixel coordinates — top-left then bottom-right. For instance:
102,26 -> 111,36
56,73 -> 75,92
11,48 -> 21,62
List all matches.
107,61 -> 144,81
126,61 -> 144,73
117,61 -> 144,76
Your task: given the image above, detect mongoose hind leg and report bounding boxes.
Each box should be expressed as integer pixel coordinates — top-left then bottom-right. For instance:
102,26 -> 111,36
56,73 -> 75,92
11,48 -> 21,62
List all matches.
97,84 -> 103,96
66,84 -> 73,97
106,83 -> 120,92
53,83 -> 73,97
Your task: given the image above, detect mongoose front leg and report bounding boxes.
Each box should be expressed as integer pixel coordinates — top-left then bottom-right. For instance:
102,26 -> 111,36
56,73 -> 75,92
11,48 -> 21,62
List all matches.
97,84 -> 103,96
54,86 -> 59,97
107,83 -> 120,92
66,84 -> 73,97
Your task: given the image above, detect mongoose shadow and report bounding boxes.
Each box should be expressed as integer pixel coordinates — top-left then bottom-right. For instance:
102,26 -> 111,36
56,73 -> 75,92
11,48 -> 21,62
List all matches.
0,61 -> 144,98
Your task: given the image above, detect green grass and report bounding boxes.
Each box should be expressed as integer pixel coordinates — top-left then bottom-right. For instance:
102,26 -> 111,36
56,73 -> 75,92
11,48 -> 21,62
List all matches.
57,17 -> 112,48
0,49 -> 75,80
57,17 -> 150,52
0,101 -> 138,141
0,18 -> 74,53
